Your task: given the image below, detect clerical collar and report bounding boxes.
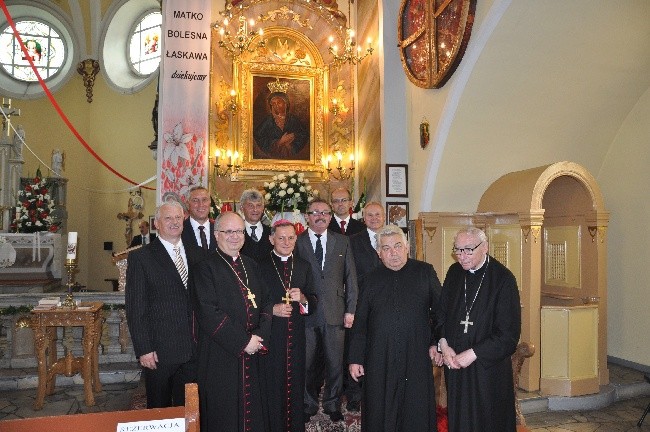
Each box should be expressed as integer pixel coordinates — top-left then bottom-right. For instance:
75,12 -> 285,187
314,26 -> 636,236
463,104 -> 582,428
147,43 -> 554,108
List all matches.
469,255 -> 488,274
273,250 -> 292,262
217,248 -> 239,262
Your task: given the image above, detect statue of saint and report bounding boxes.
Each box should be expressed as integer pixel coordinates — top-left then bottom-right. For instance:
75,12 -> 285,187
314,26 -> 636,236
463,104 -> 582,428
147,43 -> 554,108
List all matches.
51,149 -> 64,175
12,125 -> 24,158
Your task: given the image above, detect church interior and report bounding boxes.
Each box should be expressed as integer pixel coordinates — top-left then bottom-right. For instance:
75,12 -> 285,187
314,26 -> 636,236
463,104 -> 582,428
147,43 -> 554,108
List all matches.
0,0 -> 649,428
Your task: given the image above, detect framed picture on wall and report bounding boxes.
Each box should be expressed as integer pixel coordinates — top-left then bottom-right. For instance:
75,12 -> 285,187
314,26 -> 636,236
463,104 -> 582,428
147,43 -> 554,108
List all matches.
386,164 -> 408,197
386,202 -> 409,229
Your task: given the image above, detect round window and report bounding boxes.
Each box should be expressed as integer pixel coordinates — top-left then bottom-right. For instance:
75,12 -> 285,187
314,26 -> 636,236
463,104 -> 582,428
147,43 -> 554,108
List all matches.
0,19 -> 65,82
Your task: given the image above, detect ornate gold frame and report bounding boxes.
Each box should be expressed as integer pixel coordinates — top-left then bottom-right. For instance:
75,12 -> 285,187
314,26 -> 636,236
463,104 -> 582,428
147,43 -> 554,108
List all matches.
231,27 -> 328,181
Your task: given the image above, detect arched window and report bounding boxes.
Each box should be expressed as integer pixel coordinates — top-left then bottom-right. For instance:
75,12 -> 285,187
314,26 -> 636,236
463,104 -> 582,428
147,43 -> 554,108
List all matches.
0,19 -> 65,82
128,11 -> 161,76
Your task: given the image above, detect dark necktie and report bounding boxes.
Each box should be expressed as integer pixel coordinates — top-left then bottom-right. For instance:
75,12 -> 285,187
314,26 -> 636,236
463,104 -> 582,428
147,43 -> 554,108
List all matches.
251,225 -> 259,242
340,220 -> 346,233
315,234 -> 323,269
142,236 -> 147,245
198,226 -> 208,251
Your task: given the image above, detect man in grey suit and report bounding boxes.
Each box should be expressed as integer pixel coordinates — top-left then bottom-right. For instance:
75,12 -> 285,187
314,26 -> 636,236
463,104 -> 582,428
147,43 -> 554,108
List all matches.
296,198 -> 358,422
126,200 -> 197,408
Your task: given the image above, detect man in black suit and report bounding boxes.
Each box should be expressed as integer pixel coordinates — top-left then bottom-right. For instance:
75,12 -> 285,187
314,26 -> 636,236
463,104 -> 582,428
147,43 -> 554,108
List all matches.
129,220 -> 157,247
181,186 -> 216,253
328,188 -> 365,236
125,200 -> 196,408
345,202 -> 385,410
349,202 -> 385,286
240,188 -> 273,262
296,198 -> 358,422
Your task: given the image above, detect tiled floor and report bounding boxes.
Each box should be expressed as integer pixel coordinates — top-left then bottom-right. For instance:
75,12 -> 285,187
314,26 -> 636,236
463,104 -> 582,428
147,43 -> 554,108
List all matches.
0,363 -> 648,430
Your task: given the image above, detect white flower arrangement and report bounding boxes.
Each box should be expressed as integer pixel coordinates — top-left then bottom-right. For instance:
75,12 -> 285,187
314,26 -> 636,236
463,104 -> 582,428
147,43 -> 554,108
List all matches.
263,171 -> 318,213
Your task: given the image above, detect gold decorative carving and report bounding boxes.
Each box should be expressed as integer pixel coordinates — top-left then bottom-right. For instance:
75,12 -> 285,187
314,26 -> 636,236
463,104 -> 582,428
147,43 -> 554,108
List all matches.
522,225 -> 541,243
221,27 -> 330,181
424,226 -> 437,243
587,226 -> 607,243
76,59 -> 100,103
258,6 -> 314,29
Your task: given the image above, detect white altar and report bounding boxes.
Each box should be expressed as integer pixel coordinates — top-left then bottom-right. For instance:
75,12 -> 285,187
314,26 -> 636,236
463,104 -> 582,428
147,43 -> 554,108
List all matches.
0,233 -> 63,293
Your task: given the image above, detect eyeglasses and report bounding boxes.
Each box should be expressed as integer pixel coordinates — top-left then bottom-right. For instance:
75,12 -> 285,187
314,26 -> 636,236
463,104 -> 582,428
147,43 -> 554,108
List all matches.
331,198 -> 351,204
218,229 -> 245,236
306,211 -> 331,216
452,242 -> 483,256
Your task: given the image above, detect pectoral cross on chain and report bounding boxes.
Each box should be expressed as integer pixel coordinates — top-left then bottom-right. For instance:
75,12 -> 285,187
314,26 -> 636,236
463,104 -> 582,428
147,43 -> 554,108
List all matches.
460,313 -> 473,333
282,290 -> 292,305
247,291 -> 257,308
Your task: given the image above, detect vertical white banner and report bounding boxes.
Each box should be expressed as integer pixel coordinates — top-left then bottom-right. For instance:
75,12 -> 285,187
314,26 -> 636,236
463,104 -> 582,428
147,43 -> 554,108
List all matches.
158,2 -> 211,205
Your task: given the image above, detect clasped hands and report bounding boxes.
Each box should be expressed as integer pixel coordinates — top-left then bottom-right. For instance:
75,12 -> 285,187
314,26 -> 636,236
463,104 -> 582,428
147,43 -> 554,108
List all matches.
272,288 -> 304,318
244,334 -> 265,355
431,340 -> 477,369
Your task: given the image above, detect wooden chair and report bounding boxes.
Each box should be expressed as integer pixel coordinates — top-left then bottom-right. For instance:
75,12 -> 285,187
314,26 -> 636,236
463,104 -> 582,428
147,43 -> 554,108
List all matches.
0,383 -> 199,432
513,341 -> 535,432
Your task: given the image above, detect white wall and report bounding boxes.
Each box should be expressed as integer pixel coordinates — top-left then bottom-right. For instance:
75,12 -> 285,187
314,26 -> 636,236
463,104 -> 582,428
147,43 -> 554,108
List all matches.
599,87 -> 650,366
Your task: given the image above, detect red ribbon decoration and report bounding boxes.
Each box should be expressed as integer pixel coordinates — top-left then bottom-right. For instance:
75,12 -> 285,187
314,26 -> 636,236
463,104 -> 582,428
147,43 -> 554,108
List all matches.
0,2 -> 155,190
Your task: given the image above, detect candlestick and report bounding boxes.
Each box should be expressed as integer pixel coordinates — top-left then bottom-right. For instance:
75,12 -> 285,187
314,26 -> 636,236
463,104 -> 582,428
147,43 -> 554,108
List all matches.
350,153 -> 355,169
61,258 -> 78,309
227,150 -> 233,166
66,232 -> 78,260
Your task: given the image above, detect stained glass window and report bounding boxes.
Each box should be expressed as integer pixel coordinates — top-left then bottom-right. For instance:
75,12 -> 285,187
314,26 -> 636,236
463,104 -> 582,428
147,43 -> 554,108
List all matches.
129,11 -> 162,75
0,20 -> 65,82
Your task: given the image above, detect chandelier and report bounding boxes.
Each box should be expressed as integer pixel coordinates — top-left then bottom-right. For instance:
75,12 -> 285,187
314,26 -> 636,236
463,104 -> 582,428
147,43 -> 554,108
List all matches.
328,0 -> 373,66
213,2 -> 265,58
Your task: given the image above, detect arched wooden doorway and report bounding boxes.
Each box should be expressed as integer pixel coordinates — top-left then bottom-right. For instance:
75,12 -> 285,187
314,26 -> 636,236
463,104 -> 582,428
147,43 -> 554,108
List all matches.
477,161 -> 609,392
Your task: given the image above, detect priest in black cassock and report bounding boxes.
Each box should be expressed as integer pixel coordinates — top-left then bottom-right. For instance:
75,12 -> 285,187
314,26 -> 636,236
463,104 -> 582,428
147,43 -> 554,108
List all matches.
436,227 -> 521,432
348,224 -> 442,432
259,220 -> 318,432
189,212 -> 272,432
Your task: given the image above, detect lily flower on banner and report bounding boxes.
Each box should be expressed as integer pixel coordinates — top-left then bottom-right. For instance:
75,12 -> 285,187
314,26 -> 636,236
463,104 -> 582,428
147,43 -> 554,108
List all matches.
163,122 -> 192,165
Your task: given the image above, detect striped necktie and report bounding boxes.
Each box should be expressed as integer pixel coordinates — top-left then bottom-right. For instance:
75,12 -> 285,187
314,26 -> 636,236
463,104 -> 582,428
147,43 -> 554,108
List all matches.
173,246 -> 188,288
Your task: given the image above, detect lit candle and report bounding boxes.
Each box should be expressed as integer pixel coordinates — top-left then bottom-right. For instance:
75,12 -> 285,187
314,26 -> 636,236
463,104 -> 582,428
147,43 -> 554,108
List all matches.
337,152 -> 342,169
215,149 -> 220,165
327,155 -> 332,169
227,150 -> 232,165
233,151 -> 239,163
67,232 -> 78,260
350,153 -> 355,169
